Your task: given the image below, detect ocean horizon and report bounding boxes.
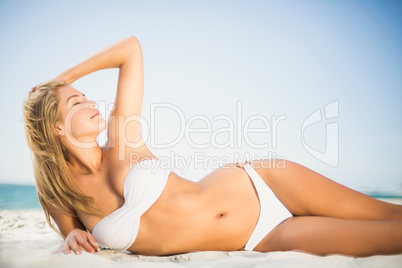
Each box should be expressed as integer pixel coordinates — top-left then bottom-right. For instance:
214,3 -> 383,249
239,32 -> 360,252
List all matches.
1,183 -> 402,210
0,184 -> 41,210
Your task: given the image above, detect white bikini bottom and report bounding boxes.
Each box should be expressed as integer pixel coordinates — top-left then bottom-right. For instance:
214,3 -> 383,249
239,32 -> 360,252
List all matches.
236,162 -> 293,251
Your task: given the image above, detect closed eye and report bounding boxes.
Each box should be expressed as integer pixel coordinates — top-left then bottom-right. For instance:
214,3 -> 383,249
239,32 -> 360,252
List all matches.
67,93 -> 86,106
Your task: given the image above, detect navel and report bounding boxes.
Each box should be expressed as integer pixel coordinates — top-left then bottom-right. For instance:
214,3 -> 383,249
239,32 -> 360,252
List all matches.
216,213 -> 225,218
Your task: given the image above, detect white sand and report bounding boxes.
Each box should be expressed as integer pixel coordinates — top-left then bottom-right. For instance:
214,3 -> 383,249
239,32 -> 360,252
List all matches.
1,209 -> 401,268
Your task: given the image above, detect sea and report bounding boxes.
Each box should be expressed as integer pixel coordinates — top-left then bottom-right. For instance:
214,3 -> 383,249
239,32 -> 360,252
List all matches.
1,183 -> 402,210
0,184 -> 41,209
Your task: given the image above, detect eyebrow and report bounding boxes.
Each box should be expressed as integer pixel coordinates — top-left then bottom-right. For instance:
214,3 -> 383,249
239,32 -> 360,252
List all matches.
66,93 -> 86,104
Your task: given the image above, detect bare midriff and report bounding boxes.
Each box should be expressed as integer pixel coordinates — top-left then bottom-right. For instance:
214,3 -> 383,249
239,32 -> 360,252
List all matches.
128,163 -> 260,256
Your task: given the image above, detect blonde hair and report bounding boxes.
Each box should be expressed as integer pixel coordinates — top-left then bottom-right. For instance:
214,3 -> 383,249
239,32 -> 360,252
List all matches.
22,80 -> 102,236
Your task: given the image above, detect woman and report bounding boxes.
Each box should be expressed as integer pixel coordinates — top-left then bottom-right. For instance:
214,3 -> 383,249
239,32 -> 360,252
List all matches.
23,36 -> 402,257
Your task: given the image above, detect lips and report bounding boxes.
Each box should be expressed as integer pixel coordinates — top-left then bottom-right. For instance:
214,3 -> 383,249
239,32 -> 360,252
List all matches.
90,111 -> 100,119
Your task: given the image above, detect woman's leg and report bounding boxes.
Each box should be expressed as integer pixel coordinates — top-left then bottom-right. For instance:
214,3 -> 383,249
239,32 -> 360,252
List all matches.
254,216 -> 402,256
250,159 -> 402,220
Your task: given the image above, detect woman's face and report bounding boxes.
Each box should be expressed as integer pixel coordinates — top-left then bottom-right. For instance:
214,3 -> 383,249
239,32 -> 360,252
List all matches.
56,86 -> 106,148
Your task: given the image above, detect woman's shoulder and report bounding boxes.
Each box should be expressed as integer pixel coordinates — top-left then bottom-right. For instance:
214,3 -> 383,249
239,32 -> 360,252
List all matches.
101,143 -> 155,164
99,144 -> 156,181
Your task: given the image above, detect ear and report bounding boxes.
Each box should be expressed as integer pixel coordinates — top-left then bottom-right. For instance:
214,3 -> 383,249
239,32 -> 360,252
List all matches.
55,123 -> 65,137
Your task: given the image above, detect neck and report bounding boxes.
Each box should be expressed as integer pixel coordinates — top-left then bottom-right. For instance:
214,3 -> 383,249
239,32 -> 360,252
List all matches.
64,142 -> 103,174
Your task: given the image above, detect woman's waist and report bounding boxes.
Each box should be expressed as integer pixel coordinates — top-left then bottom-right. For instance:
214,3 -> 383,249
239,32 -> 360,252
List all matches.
147,169 -> 257,219
129,169 -> 260,255
129,204 -> 254,255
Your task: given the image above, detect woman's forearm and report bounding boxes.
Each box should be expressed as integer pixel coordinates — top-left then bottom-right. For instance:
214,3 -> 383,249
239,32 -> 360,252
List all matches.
57,36 -> 141,85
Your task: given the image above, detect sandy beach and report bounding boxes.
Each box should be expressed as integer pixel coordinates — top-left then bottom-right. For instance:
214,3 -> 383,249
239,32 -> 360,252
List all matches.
1,209 -> 401,268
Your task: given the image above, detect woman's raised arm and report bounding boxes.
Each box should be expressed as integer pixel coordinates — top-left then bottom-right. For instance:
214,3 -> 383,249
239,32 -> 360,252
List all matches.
58,36 -> 144,114
57,36 -> 145,143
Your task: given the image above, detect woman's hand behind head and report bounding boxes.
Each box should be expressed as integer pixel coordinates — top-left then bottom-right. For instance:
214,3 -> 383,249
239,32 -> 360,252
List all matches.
29,86 -> 37,95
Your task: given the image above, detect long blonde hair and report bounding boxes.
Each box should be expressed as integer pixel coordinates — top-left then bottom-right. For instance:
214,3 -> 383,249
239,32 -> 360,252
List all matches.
22,80 -> 102,236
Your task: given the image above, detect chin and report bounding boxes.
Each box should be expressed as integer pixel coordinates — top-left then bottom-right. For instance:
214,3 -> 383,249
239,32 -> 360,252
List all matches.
98,122 -> 107,133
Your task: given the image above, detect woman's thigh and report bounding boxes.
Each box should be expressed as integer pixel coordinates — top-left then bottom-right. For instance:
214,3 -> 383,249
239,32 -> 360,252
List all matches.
249,159 -> 402,220
254,216 -> 402,256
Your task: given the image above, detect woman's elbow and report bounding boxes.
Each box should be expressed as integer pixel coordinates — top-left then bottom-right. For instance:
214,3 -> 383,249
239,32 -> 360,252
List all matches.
122,36 -> 142,57
127,36 -> 141,50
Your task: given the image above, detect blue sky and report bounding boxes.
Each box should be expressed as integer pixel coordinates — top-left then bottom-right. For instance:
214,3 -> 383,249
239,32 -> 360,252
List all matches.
0,0 -> 401,194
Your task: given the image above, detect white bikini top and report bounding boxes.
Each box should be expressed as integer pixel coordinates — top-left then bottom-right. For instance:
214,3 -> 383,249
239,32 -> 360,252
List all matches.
92,159 -> 170,251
